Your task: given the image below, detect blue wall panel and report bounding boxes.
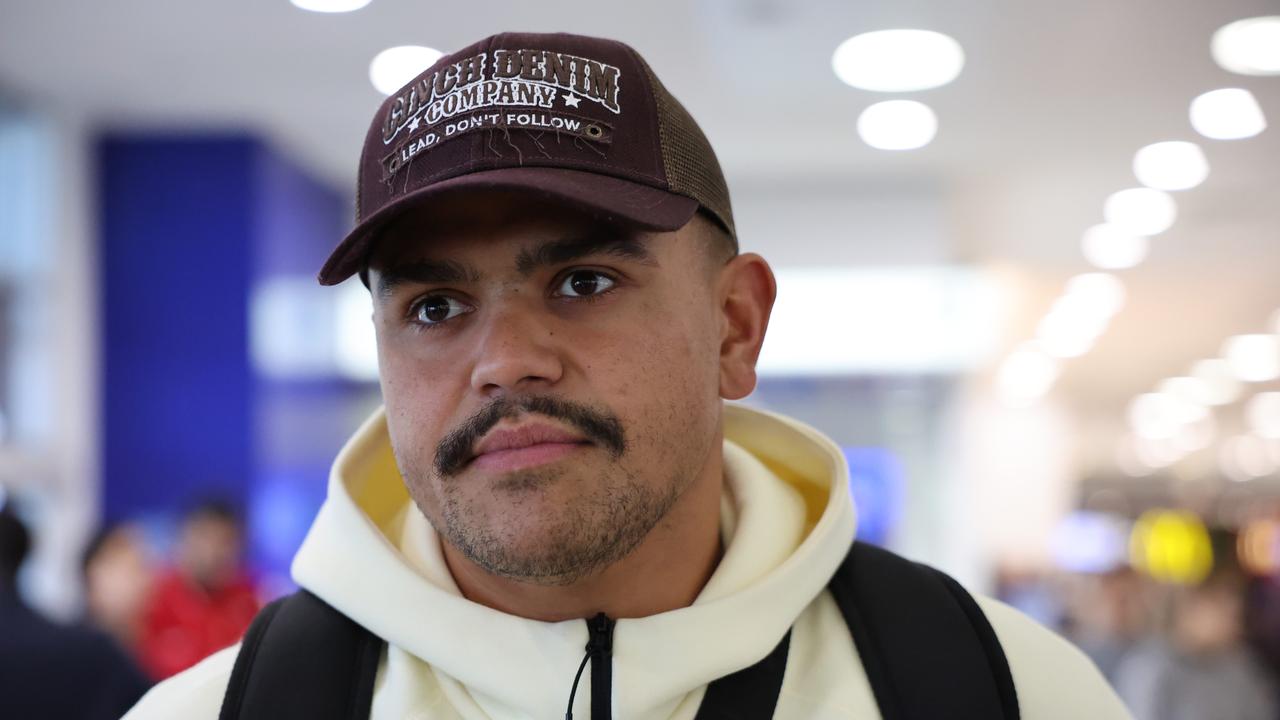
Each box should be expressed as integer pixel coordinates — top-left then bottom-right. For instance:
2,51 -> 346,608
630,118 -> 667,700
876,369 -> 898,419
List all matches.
99,133 -> 362,585
99,136 -> 258,520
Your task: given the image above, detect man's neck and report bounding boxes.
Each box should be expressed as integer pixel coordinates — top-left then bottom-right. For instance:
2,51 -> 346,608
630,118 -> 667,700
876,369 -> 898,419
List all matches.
441,455 -> 725,623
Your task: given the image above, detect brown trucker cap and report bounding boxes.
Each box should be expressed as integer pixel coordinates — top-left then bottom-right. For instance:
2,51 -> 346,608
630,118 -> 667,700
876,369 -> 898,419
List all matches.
318,31 -> 737,285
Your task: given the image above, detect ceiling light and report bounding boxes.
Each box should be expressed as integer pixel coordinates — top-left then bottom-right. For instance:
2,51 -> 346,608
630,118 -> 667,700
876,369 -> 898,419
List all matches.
1132,141 -> 1209,191
1159,376 -> 1214,407
997,344 -> 1059,407
291,0 -> 372,12
1220,434 -> 1278,481
1036,282 -> 1121,359
1103,188 -> 1177,236
857,100 -> 938,150
1190,359 -> 1243,405
1173,413 -> 1216,453
1190,88 -> 1267,140
1129,392 -> 1207,440
1222,334 -> 1280,382
1129,434 -> 1185,469
1212,16 -> 1280,76
1036,312 -> 1103,358
1247,392 -> 1280,439
1064,273 -> 1126,317
1081,224 -> 1149,270
832,30 -> 965,92
370,45 -> 444,96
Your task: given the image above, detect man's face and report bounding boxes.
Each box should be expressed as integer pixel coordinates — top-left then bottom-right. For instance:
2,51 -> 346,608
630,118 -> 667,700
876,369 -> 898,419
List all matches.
369,192 -> 729,586
179,515 -> 242,590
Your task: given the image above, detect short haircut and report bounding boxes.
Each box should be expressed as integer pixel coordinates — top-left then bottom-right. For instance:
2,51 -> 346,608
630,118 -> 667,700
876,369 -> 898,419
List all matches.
184,498 -> 242,529
80,522 -> 133,575
695,208 -> 738,267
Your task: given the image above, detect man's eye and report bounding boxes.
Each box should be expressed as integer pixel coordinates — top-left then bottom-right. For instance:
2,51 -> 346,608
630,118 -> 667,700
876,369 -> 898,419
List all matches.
556,270 -> 616,298
412,295 -> 470,325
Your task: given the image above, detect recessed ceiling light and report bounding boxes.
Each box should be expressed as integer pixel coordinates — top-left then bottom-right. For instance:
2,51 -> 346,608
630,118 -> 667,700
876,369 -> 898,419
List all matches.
1103,188 -> 1177,236
1220,434 -> 1278,481
369,45 -> 444,96
1036,303 -> 1107,358
1222,334 -> 1280,383
1132,141 -> 1209,191
1081,224 -> 1149,270
1246,392 -> 1280,439
1189,358 -> 1242,406
1211,16 -> 1280,76
1159,376 -> 1214,408
1129,392 -> 1207,440
857,100 -> 938,150
997,344 -> 1059,407
832,29 -> 964,92
291,0 -> 372,12
1190,88 -> 1267,140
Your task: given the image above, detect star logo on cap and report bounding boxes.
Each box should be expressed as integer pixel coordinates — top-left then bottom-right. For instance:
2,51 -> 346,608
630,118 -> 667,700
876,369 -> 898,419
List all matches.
407,116 -> 421,132
563,94 -> 581,109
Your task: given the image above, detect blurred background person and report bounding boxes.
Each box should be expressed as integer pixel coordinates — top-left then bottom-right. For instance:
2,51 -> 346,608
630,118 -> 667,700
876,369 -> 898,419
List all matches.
0,501 -> 151,719
1114,541 -> 1277,720
82,521 -> 156,659
138,500 -> 261,680
1063,565 -> 1152,685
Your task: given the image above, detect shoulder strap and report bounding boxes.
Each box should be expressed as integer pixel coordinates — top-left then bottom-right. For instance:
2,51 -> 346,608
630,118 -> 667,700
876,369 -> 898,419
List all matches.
219,590 -> 383,720
828,541 -> 1020,720
692,630 -> 791,720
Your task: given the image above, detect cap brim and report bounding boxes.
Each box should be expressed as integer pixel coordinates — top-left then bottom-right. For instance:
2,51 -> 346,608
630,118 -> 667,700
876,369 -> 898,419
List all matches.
317,167 -> 700,286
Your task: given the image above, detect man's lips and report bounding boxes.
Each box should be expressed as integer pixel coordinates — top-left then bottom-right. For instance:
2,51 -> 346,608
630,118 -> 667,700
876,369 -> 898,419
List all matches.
469,423 -> 590,472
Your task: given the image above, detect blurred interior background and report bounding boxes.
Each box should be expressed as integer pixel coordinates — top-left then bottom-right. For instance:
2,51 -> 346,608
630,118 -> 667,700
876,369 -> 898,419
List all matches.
3,0 -> 1280,716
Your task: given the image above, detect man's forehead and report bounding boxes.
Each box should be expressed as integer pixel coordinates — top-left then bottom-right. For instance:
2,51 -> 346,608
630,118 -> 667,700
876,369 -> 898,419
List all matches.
371,221 -> 658,298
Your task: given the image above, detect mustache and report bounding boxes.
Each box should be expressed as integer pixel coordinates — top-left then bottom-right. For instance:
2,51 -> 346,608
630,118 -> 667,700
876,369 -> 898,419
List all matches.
433,396 -> 627,477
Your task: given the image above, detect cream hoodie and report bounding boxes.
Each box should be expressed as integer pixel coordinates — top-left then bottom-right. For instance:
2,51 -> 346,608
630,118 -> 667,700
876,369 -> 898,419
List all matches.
126,404 -> 1132,719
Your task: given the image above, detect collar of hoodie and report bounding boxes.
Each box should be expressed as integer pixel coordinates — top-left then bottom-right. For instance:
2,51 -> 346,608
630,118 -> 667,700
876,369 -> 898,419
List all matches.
290,403 -> 856,720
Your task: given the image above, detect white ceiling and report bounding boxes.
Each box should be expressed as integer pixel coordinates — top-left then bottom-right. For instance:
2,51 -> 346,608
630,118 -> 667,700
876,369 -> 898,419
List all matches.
3,0 -> 1279,466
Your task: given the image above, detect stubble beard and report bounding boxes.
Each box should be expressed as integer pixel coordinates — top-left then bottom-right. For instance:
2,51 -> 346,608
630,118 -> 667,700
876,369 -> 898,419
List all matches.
421,462 -> 684,586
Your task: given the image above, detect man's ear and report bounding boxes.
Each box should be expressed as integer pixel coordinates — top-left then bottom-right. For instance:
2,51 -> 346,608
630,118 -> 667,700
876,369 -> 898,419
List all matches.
717,253 -> 776,400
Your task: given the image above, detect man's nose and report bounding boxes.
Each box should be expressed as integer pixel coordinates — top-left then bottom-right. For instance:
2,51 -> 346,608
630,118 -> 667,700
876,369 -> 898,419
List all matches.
469,301 -> 565,395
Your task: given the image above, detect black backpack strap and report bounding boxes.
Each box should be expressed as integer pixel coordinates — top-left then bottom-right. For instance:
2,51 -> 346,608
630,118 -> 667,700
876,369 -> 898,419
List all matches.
692,630 -> 791,719
219,590 -> 384,720
828,542 -> 1020,720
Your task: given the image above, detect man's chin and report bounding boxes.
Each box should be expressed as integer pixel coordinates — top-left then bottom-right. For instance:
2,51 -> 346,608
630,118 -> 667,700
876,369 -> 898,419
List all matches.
452,527 -> 615,586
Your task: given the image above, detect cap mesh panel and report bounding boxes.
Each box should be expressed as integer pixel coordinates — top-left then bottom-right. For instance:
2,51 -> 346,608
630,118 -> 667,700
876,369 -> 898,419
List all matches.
638,58 -> 737,244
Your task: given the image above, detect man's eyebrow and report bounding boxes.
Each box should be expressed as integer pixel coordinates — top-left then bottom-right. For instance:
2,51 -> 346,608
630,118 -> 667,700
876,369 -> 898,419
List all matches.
514,232 -> 657,277
375,259 -> 481,301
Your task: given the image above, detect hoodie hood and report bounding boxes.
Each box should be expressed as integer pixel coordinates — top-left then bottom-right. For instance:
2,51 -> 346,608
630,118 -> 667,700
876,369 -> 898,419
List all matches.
291,403 -> 856,719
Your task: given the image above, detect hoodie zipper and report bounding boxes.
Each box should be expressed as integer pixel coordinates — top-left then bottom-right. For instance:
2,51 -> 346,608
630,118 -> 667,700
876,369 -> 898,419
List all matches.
566,613 -> 615,720
588,613 -> 615,719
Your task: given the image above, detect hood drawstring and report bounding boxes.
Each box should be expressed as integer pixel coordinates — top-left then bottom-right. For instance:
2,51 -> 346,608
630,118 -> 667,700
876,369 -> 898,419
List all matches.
565,612 -> 616,720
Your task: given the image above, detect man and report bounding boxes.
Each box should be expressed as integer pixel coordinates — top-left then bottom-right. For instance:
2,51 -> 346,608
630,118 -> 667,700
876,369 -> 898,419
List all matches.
81,521 -> 155,661
138,501 -> 260,679
126,31 -> 1131,719
1115,547 -> 1276,720
1,502 -> 151,719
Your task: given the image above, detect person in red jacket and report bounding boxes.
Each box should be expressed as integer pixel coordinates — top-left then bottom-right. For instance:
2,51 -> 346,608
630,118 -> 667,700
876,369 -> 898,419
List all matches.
138,501 -> 261,680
